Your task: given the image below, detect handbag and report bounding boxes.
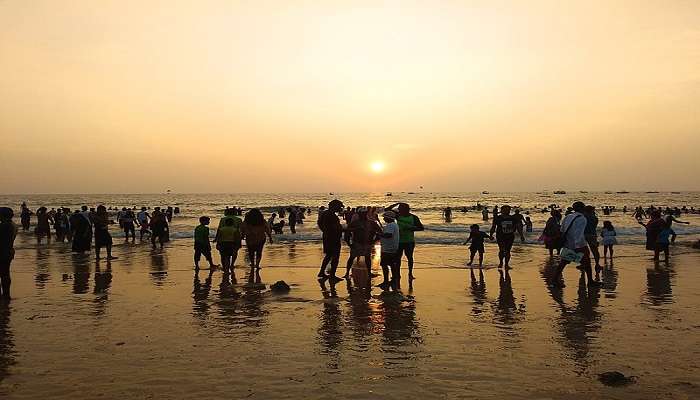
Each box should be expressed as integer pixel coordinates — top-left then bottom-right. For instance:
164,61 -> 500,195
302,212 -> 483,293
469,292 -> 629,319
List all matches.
554,215 -> 581,250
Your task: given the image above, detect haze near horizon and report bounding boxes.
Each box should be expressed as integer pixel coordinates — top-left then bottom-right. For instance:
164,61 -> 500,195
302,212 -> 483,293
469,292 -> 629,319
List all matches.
1,0 -> 699,194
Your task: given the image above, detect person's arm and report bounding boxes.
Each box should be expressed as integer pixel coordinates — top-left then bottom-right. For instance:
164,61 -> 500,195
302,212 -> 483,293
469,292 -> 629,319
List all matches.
266,222 -> 273,243
385,203 -> 400,210
463,235 -> 472,245
517,219 -> 525,241
671,230 -> 677,243
412,215 -> 424,231
489,219 -> 497,239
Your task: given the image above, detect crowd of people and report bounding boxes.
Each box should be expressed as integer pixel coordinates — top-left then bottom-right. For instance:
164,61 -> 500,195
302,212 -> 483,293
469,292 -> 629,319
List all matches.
0,198 -> 695,301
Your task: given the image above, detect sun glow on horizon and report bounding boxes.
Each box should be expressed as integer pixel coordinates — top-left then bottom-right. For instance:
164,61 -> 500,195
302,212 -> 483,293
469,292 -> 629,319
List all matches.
370,161 -> 386,173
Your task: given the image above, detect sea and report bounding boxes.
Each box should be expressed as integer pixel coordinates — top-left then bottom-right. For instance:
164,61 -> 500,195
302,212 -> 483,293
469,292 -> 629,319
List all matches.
3,192 -> 699,246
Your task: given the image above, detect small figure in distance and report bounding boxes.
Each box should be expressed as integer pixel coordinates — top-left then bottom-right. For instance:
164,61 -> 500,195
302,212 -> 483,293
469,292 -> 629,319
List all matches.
464,224 -> 488,268
194,216 -> 218,271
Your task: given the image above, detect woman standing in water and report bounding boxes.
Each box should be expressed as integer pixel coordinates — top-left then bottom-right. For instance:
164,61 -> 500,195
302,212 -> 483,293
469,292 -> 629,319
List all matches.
541,209 -> 562,256
35,207 -> 53,244
0,207 -> 17,301
20,203 -> 32,231
70,209 -> 92,253
241,208 -> 273,270
93,205 -> 116,260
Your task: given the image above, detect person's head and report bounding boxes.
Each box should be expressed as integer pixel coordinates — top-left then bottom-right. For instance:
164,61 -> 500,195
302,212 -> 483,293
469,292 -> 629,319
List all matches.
651,210 -> 662,219
155,206 -> 161,211
525,216 -> 531,221
603,220 -> 614,230
96,205 -> 107,214
224,207 -> 235,216
0,207 -> 14,221
584,205 -> 595,215
244,208 -> 265,226
122,207 -> 127,211
572,201 -> 585,213
199,216 -> 210,225
271,213 -> 277,218
81,205 -> 88,211
501,205 -> 511,215
328,199 -> 344,213
141,207 -> 147,211
514,208 -> 521,215
397,203 -> 410,216
382,211 -> 396,223
470,224 -> 479,232
356,206 -> 368,219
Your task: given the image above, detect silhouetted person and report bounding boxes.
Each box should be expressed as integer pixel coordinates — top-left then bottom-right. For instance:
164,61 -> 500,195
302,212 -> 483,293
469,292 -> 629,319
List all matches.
137,207 -> 150,240
71,207 -> 92,253
194,216 -> 217,270
542,209 -> 562,256
317,199 -> 345,282
464,224 -> 488,267
550,201 -> 599,288
214,208 -> 243,274
344,207 -> 380,278
35,206 -> 52,244
489,205 -> 524,268
150,207 -> 168,250
583,205 -> 601,270
93,205 -> 116,260
241,208 -> 273,270
386,202 -> 424,280
20,202 -> 32,231
639,210 -> 666,259
0,208 -> 17,301
287,207 -> 297,234
600,221 -> 617,261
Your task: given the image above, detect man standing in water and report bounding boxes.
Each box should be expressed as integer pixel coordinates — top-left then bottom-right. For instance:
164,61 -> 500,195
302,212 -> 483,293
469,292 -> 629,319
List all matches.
0,207 -> 17,301
550,201 -> 600,288
489,205 -> 524,268
387,202 -> 424,281
317,199 -> 344,282
583,205 -> 601,270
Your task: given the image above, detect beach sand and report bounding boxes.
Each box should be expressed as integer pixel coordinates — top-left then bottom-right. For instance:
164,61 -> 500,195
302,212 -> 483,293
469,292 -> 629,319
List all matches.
1,235 -> 699,399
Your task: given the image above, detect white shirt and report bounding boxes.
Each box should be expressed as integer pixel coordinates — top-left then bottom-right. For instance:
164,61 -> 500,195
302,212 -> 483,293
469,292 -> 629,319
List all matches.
380,221 -> 400,253
560,212 -> 587,249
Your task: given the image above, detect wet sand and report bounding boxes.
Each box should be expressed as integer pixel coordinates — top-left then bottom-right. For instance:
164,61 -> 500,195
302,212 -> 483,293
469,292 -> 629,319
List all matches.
1,236 -> 699,399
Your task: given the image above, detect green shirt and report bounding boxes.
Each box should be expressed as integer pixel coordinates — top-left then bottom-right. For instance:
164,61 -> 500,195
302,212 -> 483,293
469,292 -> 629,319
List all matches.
397,215 -> 419,243
194,225 -> 209,244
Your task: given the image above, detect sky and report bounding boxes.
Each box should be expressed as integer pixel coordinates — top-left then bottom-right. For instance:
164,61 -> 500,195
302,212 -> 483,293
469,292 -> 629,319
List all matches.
1,0 -> 699,194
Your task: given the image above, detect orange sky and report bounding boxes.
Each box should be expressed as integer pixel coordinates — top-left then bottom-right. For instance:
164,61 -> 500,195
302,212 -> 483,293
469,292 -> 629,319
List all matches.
1,0 -> 699,193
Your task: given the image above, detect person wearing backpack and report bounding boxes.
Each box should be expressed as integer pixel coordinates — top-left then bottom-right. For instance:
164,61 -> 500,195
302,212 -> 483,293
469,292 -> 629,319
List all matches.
549,201 -> 600,288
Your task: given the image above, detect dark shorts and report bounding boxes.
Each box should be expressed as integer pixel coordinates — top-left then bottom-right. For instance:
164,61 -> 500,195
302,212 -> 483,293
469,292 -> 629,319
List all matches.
95,229 -> 113,248
655,243 -> 669,252
470,245 -> 484,254
380,251 -> 398,267
496,235 -> 515,250
217,241 -> 241,256
322,237 -> 341,255
123,222 -> 135,233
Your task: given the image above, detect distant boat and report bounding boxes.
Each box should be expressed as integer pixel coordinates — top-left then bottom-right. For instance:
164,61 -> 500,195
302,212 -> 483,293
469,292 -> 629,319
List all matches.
407,192 -> 415,194
579,191 -> 588,193
166,189 -> 171,193
646,191 -> 659,194
386,192 -> 392,197
604,191 -> 613,194
329,192 -> 334,195
671,191 -> 681,194
616,191 -> 629,194
553,190 -> 566,194
482,191 -> 489,194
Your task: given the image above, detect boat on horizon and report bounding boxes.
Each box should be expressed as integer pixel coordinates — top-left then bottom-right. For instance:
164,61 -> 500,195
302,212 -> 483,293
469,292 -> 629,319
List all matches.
482,191 -> 489,194
553,190 -> 566,194
616,191 -> 629,194
386,192 -> 392,197
646,191 -> 659,193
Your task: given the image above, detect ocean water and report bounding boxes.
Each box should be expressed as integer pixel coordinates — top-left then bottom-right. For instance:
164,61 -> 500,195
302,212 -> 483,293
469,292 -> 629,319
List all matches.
3,192 -> 699,246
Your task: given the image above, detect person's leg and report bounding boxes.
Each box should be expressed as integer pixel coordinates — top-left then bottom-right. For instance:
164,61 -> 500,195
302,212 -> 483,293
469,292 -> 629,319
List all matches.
0,263 -> 10,299
467,249 -> 475,266
231,247 -> 239,268
329,250 -> 340,278
194,247 -> 202,269
497,242 -> 505,267
219,251 -> 229,273
344,255 -> 356,277
151,233 -> 157,249
478,249 -> 484,267
318,254 -> 331,277
106,244 -> 113,259
664,246 -> 669,261
603,245 -> 608,259
653,248 -> 660,261
609,244 -> 614,258
255,244 -> 264,268
204,248 -> 216,267
581,249 -> 597,284
504,240 -> 513,267
95,245 -> 101,260
405,242 -> 416,279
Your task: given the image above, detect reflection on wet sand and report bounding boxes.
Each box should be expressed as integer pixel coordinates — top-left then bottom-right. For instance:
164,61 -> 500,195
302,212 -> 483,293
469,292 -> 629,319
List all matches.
318,280 -> 343,369
192,268 -> 215,320
72,253 -> 91,294
468,268 -> 488,319
34,248 -> 51,290
211,268 -> 268,333
644,262 -> 675,307
0,305 -> 14,388
92,263 -> 113,318
149,251 -> 169,286
493,269 -> 525,342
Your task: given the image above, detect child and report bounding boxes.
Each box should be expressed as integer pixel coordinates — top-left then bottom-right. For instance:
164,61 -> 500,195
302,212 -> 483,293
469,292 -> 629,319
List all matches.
655,223 -> 676,262
464,224 -> 488,267
600,221 -> 617,260
524,216 -> 533,233
194,216 -> 218,270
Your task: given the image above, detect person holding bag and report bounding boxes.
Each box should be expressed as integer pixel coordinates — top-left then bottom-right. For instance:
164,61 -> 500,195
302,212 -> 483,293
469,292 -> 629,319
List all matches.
549,201 -> 600,288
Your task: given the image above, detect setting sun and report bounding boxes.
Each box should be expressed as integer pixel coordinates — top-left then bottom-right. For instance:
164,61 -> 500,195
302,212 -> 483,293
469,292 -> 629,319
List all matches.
370,161 -> 385,173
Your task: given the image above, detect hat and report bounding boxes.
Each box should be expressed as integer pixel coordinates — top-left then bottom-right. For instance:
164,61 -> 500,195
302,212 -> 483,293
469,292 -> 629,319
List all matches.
382,211 -> 396,219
